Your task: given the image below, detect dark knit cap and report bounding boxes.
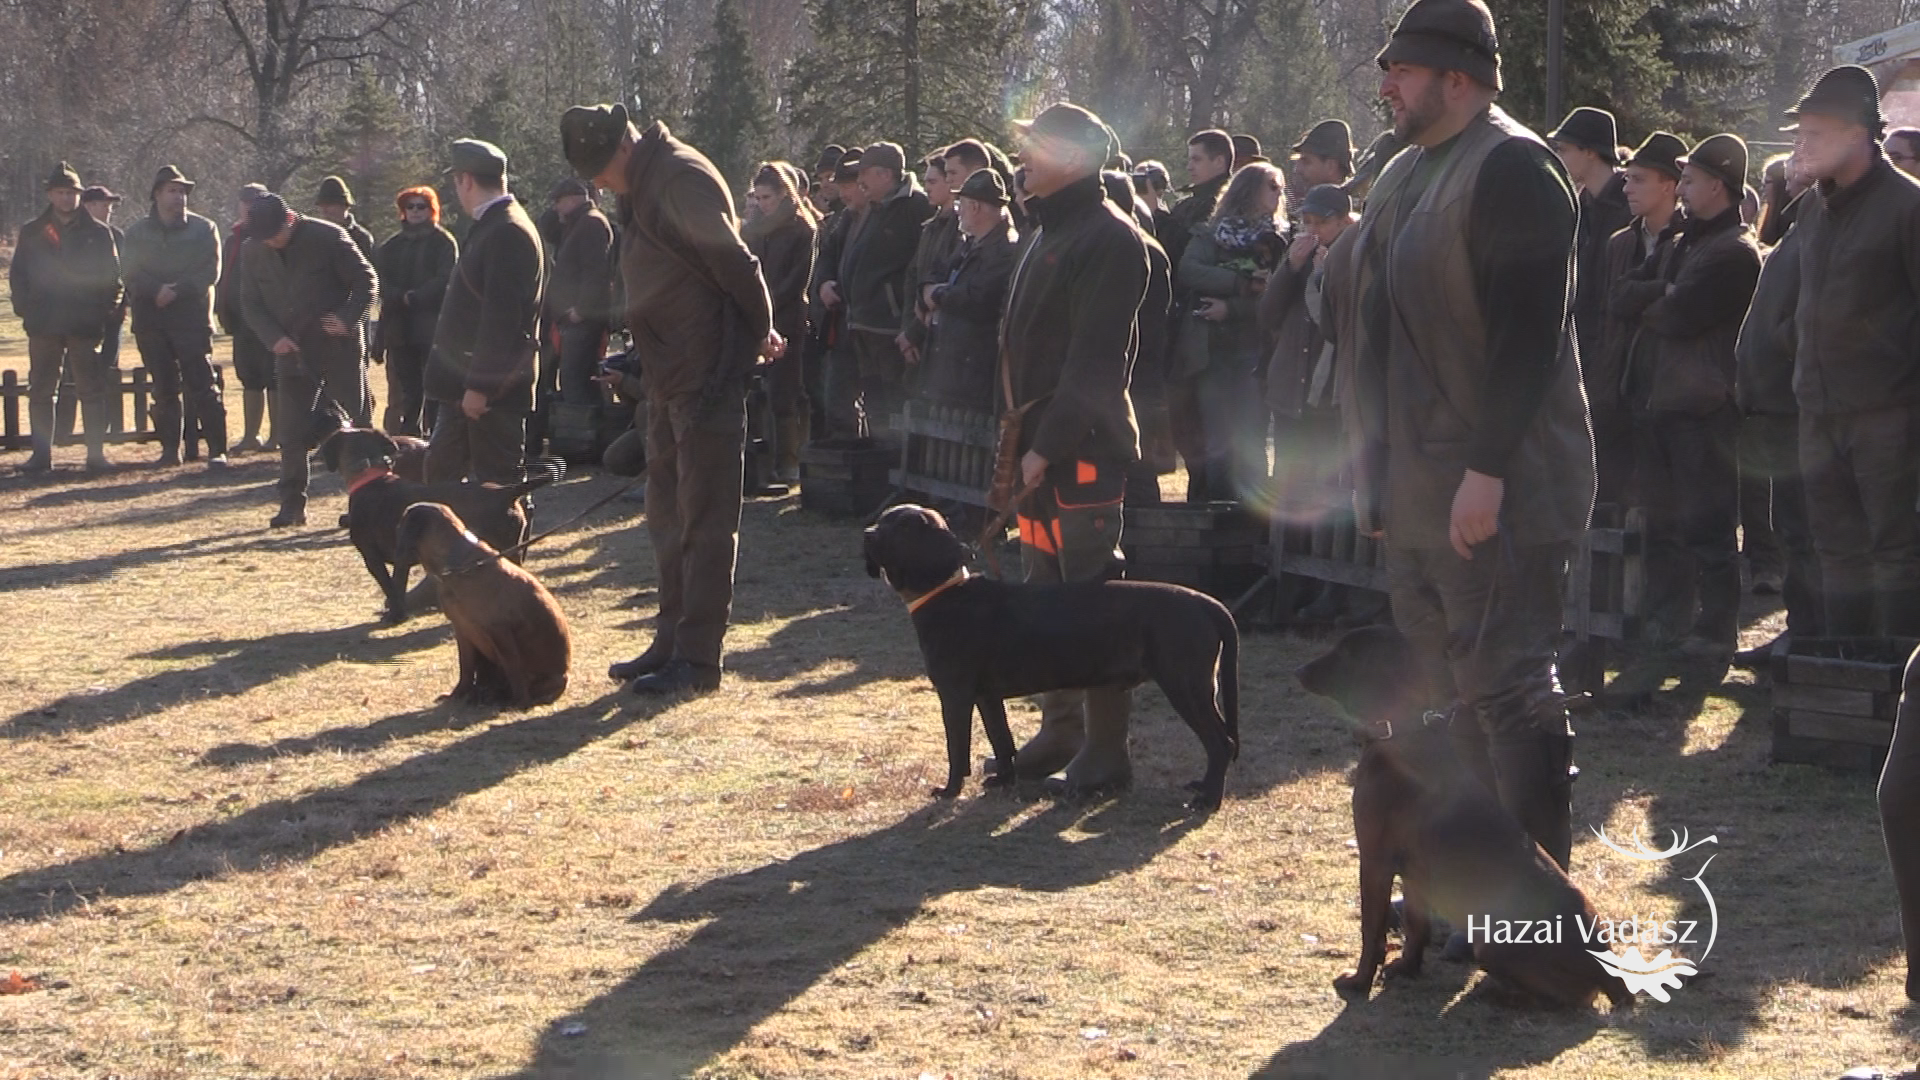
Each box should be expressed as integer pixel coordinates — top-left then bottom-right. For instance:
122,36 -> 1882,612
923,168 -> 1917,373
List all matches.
246,191 -> 297,237
1677,133 -> 1749,200
1300,184 -> 1354,219
956,168 -> 1010,207
1014,102 -> 1115,160
1784,65 -> 1885,133
1549,107 -> 1620,164
45,161 -> 81,191
314,175 -> 352,206
1376,0 -> 1502,91
561,103 -> 628,179
1292,119 -> 1355,169
1625,131 -> 1687,180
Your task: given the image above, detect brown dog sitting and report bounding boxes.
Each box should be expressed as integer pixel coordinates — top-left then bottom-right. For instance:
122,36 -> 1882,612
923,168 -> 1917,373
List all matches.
316,421 -> 563,623
395,502 -> 571,708
1297,625 -> 1635,1009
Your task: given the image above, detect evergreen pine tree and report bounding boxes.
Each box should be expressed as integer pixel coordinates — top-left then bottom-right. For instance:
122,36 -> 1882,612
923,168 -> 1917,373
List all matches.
687,0 -> 773,189
304,72 -> 430,241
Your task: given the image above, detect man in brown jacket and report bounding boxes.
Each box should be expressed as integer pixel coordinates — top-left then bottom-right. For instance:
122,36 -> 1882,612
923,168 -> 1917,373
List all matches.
564,103 -> 777,696
240,192 -> 378,526
1785,65 -> 1920,636
425,139 -> 545,484
1000,102 -> 1149,793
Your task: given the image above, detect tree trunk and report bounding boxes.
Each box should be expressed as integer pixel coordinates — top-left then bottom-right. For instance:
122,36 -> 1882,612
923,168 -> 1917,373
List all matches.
904,0 -> 922,153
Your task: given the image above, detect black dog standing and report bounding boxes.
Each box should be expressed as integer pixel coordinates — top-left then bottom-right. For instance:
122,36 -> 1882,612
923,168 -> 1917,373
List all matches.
866,505 -> 1239,810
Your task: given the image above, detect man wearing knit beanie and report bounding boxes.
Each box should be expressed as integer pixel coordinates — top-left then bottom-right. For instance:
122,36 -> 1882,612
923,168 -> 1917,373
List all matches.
1352,0 -> 1593,875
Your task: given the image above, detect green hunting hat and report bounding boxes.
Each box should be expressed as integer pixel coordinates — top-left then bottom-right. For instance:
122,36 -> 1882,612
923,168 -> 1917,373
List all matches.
561,103 -> 629,180
1625,131 -> 1686,180
444,138 -> 508,181
45,161 -> 81,191
151,165 -> 196,194
314,174 -> 353,205
1677,133 -> 1749,199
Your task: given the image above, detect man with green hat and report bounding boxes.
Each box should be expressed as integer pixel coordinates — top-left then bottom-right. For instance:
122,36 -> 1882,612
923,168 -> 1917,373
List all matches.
1548,107 -> 1632,429
8,161 -> 122,472
1350,0 -> 1593,870
423,138 -> 545,486
1613,134 -> 1761,664
122,165 -> 227,467
561,103 -> 776,697
1782,64 -> 1920,638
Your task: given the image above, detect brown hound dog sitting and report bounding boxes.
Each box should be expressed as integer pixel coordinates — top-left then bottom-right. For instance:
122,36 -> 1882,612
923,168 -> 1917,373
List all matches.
1297,625 -> 1635,1009
395,502 -> 571,708
315,419 -> 562,623
863,503 -> 1240,811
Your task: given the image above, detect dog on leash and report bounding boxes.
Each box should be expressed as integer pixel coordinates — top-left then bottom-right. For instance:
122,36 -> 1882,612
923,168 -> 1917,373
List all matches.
862,503 -> 1239,811
395,502 -> 571,708
314,418 -> 563,623
1296,625 -> 1635,1009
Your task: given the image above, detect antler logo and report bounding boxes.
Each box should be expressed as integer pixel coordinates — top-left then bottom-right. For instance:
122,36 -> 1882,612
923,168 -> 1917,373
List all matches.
1587,826 -> 1719,1003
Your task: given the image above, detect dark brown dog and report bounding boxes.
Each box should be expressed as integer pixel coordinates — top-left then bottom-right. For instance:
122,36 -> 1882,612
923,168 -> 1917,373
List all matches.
1297,625 -> 1634,1009
395,502 -> 571,707
316,424 -> 562,623
863,503 -> 1239,811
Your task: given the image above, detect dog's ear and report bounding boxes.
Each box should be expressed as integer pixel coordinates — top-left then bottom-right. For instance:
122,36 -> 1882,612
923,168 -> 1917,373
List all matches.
317,430 -> 344,473
371,429 -> 400,460
862,524 -> 885,580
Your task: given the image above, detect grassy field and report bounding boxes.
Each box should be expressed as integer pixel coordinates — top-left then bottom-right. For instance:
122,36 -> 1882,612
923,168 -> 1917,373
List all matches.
0,311 -> 1915,1079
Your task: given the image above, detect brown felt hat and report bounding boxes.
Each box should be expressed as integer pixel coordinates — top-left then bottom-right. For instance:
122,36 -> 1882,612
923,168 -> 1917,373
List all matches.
1292,120 -> 1355,170
1376,0 -> 1502,91
1549,107 -> 1620,164
1626,132 -> 1687,180
561,103 -> 628,179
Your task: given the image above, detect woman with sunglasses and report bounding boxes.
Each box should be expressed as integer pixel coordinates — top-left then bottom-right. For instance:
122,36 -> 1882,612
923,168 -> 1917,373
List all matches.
373,186 -> 458,435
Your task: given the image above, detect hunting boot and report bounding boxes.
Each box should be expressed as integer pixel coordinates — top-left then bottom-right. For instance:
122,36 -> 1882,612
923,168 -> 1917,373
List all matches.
233,388 -> 265,453
609,633 -> 677,682
200,390 -> 230,468
775,415 -> 804,483
25,393 -> 55,471
155,395 -> 183,466
80,395 -> 110,473
269,496 -> 307,528
1489,728 -> 1577,871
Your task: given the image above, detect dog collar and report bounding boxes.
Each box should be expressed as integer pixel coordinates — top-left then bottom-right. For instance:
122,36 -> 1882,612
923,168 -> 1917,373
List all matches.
1361,710 -> 1451,743
906,569 -> 971,614
345,464 -> 393,495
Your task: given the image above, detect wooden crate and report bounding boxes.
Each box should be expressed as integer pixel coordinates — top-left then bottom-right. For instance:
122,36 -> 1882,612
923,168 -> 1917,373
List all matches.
2,365 -> 225,451
799,441 -> 898,517
1123,502 -> 1268,599
890,400 -> 996,510
1770,637 -> 1919,773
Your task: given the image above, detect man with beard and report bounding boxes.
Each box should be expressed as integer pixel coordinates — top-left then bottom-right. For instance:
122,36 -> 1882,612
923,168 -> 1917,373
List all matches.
1349,0 -> 1592,870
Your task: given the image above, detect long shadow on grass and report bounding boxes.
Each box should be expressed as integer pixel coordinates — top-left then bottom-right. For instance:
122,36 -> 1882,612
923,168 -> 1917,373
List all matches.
506,794 -> 1204,1078
0,624 -> 445,739
0,691 -> 641,920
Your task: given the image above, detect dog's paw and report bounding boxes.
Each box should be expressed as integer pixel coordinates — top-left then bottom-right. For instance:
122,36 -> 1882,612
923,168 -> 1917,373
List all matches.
1383,955 -> 1423,981
1333,972 -> 1374,1001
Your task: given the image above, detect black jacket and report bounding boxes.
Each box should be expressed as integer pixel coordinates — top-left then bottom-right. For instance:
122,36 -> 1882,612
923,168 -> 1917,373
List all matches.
1574,171 -> 1632,365
745,201 -> 817,349
845,178 -> 934,332
1792,152 -> 1920,414
428,197 -> 545,408
9,207 -> 121,339
1003,175 -> 1149,466
1164,172 -> 1228,297
1736,218 -> 1802,417
922,218 -> 1016,410
1614,206 -> 1761,415
374,222 -> 458,348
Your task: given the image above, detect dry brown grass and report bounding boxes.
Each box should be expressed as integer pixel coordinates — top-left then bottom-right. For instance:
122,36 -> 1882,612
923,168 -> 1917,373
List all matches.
0,310 -> 1916,1079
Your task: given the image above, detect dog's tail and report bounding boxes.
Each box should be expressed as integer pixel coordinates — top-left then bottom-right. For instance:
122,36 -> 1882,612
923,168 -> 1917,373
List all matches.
510,455 -> 567,495
1213,601 -> 1240,758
